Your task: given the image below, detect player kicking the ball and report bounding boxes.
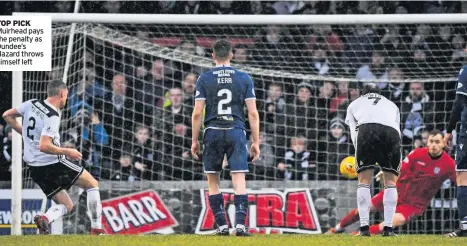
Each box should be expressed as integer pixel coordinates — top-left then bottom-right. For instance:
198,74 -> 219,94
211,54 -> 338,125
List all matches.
191,39 -> 260,236
345,83 -> 401,236
327,130 -> 456,235
2,80 -> 104,235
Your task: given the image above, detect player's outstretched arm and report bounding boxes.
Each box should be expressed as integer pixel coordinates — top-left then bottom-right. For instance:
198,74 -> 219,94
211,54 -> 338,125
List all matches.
39,135 -> 82,161
445,94 -> 466,145
191,100 -> 205,160
246,99 -> 260,162
2,108 -> 23,134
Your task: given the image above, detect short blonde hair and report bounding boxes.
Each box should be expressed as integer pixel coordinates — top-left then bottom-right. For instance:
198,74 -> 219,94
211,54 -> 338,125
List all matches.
290,136 -> 306,146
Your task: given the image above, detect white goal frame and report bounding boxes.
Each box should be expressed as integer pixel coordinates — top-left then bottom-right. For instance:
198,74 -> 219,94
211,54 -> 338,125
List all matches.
11,12 -> 467,235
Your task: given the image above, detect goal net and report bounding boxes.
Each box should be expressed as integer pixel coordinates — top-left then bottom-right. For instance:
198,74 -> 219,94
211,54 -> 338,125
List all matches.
18,15 -> 461,235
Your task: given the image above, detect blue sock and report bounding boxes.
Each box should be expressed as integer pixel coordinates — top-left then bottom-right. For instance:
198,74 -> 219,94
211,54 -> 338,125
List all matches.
208,194 -> 227,229
234,194 -> 248,229
457,186 -> 467,230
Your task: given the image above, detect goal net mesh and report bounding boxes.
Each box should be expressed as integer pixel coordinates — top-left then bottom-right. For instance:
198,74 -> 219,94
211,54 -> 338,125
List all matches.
21,22 -> 460,235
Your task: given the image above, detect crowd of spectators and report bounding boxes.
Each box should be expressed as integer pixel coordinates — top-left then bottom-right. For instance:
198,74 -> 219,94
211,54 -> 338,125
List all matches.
0,1 -> 465,182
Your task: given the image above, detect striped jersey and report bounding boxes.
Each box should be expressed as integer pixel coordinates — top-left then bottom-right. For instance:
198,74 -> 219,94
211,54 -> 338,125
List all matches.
16,99 -> 63,166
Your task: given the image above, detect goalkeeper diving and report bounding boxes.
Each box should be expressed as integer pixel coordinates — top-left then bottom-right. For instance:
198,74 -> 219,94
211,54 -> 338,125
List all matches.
327,130 -> 456,235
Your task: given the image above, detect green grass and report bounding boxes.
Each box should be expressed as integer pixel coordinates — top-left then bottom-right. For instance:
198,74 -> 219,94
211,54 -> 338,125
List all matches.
0,234 -> 465,246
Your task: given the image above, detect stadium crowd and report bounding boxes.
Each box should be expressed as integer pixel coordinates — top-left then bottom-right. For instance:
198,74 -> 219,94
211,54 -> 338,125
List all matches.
0,1 -> 465,182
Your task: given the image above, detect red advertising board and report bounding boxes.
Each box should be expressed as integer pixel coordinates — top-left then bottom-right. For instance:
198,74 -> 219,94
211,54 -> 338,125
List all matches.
101,190 -> 178,234
195,189 -> 321,234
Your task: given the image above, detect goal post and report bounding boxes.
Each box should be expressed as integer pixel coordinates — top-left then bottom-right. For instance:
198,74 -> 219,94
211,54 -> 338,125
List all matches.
11,12 -> 467,235
11,71 -> 23,236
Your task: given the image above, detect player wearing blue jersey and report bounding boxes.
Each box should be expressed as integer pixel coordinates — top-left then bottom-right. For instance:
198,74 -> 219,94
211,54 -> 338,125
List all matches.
191,39 -> 260,236
445,65 -> 467,237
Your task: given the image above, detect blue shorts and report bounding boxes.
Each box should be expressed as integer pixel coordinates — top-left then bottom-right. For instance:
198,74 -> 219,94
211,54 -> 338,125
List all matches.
456,136 -> 467,171
202,128 -> 249,173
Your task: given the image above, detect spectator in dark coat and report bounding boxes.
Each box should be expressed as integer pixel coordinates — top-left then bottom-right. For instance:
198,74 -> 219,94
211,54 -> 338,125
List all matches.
147,59 -> 175,108
260,83 -> 287,157
382,67 -> 406,107
401,82 -> 435,152
127,125 -> 158,180
111,152 -> 135,181
96,74 -> 143,160
277,136 -> 314,180
68,68 -> 106,108
285,82 -> 317,151
70,101 -> 109,178
317,117 -> 354,180
154,87 -> 191,180
315,81 -> 336,137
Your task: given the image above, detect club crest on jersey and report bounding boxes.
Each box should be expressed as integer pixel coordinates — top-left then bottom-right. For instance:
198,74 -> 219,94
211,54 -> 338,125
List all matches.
195,90 -> 200,97
434,167 -> 440,174
458,83 -> 464,89
195,189 -> 321,234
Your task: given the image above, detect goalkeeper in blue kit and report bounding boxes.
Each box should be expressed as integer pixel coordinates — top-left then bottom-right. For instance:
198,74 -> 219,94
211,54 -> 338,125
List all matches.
444,65 -> 467,237
191,39 -> 260,236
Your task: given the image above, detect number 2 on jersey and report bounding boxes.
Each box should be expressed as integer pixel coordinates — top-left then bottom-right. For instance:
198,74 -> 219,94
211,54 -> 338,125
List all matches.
27,117 -> 36,141
218,89 -> 232,115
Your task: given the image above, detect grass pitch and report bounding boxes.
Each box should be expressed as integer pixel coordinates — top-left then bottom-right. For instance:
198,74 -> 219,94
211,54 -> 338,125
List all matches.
0,234 -> 465,246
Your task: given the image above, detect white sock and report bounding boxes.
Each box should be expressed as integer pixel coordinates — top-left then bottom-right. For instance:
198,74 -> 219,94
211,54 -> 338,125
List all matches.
383,185 -> 397,228
335,223 -> 342,231
357,184 -> 371,227
461,217 -> 467,230
219,225 -> 228,231
87,187 -> 103,229
236,224 -> 245,230
45,204 -> 68,223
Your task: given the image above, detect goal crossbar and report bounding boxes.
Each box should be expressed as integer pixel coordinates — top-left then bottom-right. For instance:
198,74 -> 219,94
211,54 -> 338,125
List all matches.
13,13 -> 467,25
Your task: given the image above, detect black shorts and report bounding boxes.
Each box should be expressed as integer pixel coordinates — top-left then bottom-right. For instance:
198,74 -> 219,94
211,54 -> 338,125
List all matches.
29,159 -> 84,199
456,136 -> 467,171
355,123 -> 402,176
